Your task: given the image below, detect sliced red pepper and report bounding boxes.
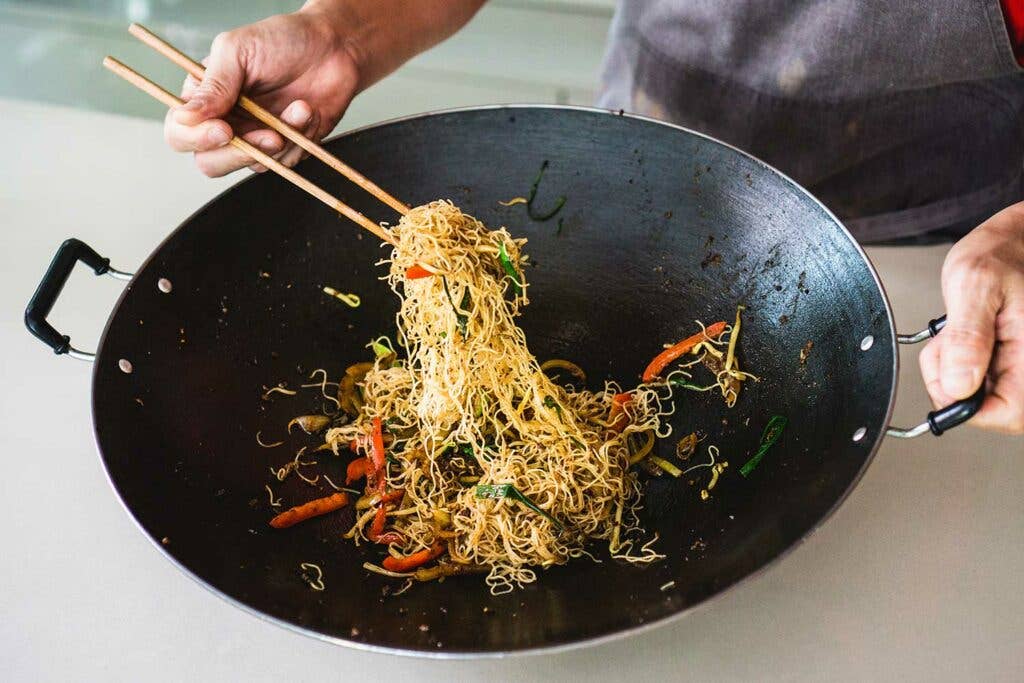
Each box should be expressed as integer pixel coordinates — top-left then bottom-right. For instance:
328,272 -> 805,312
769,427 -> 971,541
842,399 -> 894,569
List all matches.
382,542 -> 446,573
380,489 -> 405,504
405,264 -> 435,279
370,417 -> 386,473
367,505 -> 388,541
641,321 -> 728,383
348,438 -> 360,453
345,457 -> 372,485
608,392 -> 634,433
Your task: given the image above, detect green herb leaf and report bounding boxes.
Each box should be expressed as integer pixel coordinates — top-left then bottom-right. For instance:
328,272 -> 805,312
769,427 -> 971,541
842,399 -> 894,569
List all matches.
740,415 -> 788,477
370,340 -> 392,359
475,484 -> 564,531
497,242 -> 523,296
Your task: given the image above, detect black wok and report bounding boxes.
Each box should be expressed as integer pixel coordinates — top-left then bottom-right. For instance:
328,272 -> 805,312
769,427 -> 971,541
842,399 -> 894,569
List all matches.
25,106 -> 983,656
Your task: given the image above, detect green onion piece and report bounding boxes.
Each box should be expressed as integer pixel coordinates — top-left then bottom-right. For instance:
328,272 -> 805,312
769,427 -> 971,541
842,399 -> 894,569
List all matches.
458,285 -> 472,334
543,395 -> 563,419
497,242 -> 523,295
441,276 -> 470,337
526,160 -> 567,221
370,340 -> 392,359
740,415 -> 788,477
648,455 -> 683,477
556,217 -> 564,236
475,484 -> 564,531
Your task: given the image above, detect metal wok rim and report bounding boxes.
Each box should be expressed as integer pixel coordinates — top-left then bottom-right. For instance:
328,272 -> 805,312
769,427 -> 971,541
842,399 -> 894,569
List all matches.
89,103 -> 899,659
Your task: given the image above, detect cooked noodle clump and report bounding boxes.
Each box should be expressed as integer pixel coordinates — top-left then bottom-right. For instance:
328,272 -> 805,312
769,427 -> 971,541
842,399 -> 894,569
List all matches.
325,201 -> 667,593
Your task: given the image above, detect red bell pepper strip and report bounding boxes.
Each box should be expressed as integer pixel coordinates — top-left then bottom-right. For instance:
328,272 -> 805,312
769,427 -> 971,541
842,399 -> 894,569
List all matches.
382,542 -> 446,572
405,264 -> 435,279
641,321 -> 728,383
380,489 -> 405,504
269,492 -> 349,529
608,392 -> 634,433
370,417 -> 386,472
367,505 -> 388,541
345,457 -> 372,485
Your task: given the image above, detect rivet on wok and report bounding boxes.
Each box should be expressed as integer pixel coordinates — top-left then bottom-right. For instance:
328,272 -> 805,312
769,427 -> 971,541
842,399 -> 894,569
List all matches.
852,427 -> 867,442
158,278 -> 173,293
860,335 -> 874,351
118,358 -> 133,374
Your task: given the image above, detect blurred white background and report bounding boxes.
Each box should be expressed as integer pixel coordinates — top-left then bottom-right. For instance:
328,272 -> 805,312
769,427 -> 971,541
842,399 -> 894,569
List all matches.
0,0 -> 614,125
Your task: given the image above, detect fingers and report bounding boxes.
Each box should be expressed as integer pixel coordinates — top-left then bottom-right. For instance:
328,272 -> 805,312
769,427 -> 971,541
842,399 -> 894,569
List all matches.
194,129 -> 283,178
936,257 -> 1000,400
165,65 -> 233,154
971,360 -> 1024,434
174,32 -> 247,125
918,338 -> 950,409
163,108 -> 232,153
192,100 -> 315,177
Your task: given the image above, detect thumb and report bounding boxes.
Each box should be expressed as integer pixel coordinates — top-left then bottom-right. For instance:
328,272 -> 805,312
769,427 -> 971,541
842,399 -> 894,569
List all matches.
174,32 -> 246,125
938,263 -> 999,400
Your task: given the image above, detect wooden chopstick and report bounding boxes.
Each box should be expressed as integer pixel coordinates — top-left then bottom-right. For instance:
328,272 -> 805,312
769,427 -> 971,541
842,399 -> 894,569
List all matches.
102,56 -> 395,245
127,23 -> 410,217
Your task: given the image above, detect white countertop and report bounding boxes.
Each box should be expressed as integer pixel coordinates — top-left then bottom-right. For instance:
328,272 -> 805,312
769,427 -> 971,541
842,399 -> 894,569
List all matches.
1,98 -> 1021,681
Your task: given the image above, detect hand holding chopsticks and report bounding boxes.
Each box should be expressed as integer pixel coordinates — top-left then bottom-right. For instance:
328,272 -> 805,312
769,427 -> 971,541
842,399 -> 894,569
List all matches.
103,25 -> 403,245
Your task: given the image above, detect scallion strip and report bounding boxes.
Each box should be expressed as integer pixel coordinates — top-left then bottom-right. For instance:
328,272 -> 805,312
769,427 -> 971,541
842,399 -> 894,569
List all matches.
497,242 -> 523,295
476,484 -> 564,531
648,455 -> 683,477
441,276 -> 470,337
526,160 -> 567,221
739,415 -> 788,477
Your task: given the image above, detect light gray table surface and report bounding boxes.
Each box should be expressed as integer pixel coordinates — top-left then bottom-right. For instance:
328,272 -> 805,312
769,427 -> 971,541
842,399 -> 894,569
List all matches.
2,97 -> 1021,682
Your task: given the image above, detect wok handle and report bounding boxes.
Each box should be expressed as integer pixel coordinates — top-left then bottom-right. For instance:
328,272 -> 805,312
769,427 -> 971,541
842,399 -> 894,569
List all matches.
24,238 -> 133,361
886,313 -> 985,438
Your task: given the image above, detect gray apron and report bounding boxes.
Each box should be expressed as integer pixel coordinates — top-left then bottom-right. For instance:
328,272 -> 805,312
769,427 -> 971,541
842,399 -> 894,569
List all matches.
598,0 -> 1024,242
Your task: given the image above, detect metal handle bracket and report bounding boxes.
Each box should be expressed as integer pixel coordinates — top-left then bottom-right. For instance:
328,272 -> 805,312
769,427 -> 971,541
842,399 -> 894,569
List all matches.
887,314 -> 985,438
24,238 -> 132,361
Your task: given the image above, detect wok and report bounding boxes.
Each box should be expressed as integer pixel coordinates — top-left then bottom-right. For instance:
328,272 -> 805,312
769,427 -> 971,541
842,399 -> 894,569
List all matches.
24,106 -> 983,656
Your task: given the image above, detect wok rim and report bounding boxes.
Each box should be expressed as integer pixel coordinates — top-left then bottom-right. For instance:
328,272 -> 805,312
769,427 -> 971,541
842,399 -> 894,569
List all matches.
89,103 -> 899,659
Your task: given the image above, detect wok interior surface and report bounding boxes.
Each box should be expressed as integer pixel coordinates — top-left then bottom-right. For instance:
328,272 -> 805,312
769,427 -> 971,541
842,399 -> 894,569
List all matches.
92,107 -> 894,654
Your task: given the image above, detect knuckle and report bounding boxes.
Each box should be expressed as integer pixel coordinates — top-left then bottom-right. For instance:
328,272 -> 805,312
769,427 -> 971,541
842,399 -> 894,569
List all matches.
211,30 -> 236,52
943,254 -> 999,287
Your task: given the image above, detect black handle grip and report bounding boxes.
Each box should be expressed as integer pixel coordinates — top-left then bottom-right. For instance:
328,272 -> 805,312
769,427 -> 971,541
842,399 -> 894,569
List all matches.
926,314 -> 946,337
927,384 -> 986,435
24,238 -> 110,355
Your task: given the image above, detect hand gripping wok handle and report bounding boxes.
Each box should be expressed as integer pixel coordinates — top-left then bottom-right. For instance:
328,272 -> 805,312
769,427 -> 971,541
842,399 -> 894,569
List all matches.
887,314 -> 986,438
24,238 -> 133,361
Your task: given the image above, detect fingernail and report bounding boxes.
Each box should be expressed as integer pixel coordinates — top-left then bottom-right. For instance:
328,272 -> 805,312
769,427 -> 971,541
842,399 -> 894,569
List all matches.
284,101 -> 312,125
258,137 -> 280,153
181,98 -> 204,112
943,367 -> 979,398
207,127 -> 230,146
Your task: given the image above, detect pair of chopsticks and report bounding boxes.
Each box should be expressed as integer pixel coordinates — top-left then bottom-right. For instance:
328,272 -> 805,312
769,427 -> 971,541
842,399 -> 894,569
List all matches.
104,24 -> 406,245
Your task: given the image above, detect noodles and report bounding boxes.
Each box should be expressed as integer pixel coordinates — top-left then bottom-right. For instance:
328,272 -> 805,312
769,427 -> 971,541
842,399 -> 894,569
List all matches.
320,201 -> 669,592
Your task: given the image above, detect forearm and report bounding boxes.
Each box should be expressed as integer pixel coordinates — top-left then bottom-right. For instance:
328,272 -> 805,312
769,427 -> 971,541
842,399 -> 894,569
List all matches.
301,0 -> 486,89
